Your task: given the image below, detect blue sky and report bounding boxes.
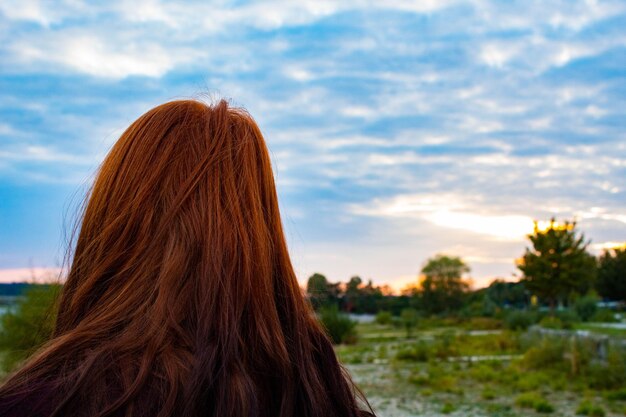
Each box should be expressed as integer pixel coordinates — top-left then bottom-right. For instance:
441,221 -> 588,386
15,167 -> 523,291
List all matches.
0,0 -> 625,288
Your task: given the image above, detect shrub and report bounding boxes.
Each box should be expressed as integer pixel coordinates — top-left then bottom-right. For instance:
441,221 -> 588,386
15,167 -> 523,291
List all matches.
515,392 -> 554,413
539,315 -> 564,329
481,388 -> 497,400
468,363 -> 498,383
505,310 -> 537,331
318,305 -> 357,344
375,310 -> 393,325
400,308 -> 419,337
591,309 -> 618,323
605,387 -> 626,401
441,402 -> 456,414
556,309 -> 580,329
575,294 -> 599,322
462,317 -> 502,330
576,401 -> 606,416
522,337 -> 565,370
0,284 -> 61,372
587,347 -> 626,390
433,330 -> 458,359
515,372 -> 552,391
395,340 -> 431,362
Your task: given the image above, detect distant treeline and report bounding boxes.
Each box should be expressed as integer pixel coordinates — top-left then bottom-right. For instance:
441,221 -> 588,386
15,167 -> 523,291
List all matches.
307,218 -> 626,316
0,283 -> 46,297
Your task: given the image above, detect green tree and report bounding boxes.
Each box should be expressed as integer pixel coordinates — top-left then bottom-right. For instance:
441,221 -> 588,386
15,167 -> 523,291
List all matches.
518,218 -> 596,308
0,284 -> 61,372
306,273 -> 331,309
596,247 -> 626,301
418,254 -> 470,315
485,279 -> 529,308
343,276 -> 362,312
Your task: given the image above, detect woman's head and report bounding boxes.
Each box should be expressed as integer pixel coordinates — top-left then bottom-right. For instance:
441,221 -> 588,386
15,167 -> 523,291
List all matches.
0,100 -> 372,417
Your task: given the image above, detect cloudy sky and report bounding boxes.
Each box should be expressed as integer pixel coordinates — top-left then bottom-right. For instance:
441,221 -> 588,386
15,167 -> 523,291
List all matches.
0,0 -> 625,288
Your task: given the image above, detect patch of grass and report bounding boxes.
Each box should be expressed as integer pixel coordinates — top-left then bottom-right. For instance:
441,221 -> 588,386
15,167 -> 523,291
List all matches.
576,401 -> 606,416
395,340 -> 431,362
441,402 -> 456,414
515,392 -> 554,413
521,337 -> 565,370
575,324 -> 626,338
481,387 -> 497,400
605,387 -> 626,401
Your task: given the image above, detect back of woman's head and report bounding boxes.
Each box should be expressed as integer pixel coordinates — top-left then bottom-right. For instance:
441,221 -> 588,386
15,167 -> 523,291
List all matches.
0,100 -> 372,417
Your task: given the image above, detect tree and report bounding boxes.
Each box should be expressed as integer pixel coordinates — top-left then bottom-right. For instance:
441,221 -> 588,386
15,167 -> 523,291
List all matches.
596,247 -> 626,301
343,276 -> 362,312
518,218 -> 596,308
485,279 -> 529,309
0,284 -> 61,371
306,273 -> 332,309
418,254 -> 470,315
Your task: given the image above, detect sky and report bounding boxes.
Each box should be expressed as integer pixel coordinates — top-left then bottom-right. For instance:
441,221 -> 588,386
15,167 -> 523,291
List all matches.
0,0 -> 625,289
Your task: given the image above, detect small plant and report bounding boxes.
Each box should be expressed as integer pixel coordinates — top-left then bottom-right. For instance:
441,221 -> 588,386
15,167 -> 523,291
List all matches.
504,310 -> 537,331
605,387 -> 626,401
587,347 -> 626,390
400,308 -> 419,337
433,330 -> 458,359
375,310 -> 393,325
556,309 -> 580,329
576,401 -> 606,417
591,309 -> 618,323
395,340 -> 431,362
481,388 -> 497,400
515,392 -> 554,413
522,337 -> 565,370
539,315 -> 563,329
575,294 -> 599,322
441,402 -> 456,414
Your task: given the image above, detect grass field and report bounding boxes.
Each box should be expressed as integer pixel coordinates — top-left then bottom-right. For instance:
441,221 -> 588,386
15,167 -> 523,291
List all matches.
340,321 -> 626,417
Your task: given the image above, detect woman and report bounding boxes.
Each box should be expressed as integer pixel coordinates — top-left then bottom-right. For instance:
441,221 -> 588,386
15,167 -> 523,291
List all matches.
0,100 -> 374,417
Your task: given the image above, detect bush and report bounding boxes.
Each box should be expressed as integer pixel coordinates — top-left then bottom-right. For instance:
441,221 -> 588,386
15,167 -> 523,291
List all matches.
515,392 -> 554,413
605,387 -> 626,401
556,309 -> 580,329
375,310 -> 393,325
575,294 -> 599,322
400,308 -> 419,337
433,331 -> 459,359
539,315 -> 564,329
522,337 -> 565,370
591,309 -> 618,323
0,284 -> 61,372
576,401 -> 606,417
462,317 -> 502,330
505,310 -> 537,331
441,402 -> 456,414
587,347 -> 626,390
319,305 -> 357,344
395,340 -> 431,362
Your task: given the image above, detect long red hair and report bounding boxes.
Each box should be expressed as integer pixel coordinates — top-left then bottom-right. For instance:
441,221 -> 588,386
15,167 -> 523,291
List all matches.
0,100 -> 373,417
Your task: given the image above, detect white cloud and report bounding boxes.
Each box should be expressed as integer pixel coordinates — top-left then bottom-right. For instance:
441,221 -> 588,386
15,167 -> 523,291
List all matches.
11,34 -> 200,79
351,192 -> 535,241
0,145 -> 85,163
